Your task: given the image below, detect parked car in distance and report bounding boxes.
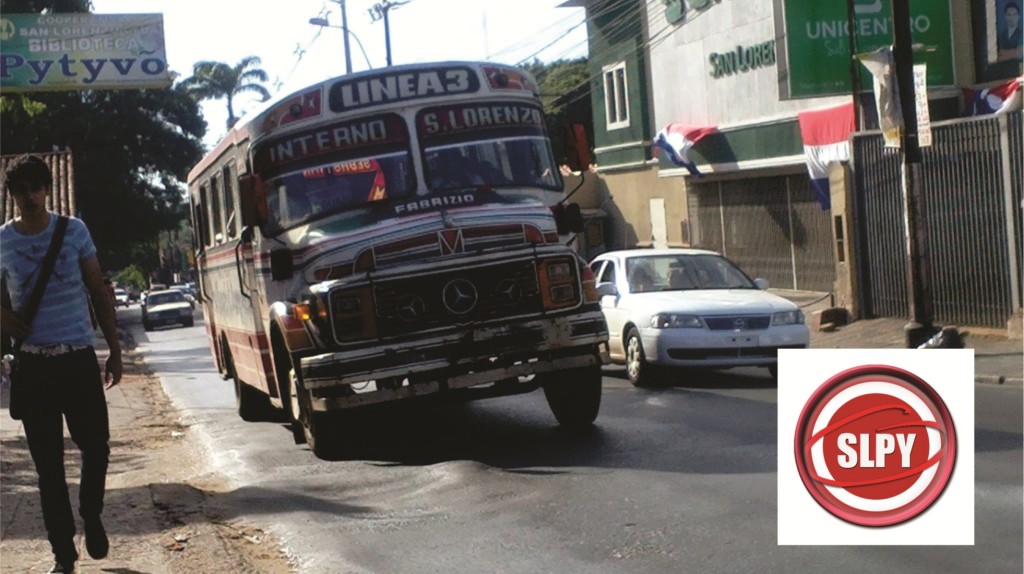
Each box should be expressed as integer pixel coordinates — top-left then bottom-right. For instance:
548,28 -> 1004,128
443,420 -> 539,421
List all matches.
113,288 -> 130,308
141,289 -> 195,331
169,283 -> 196,303
589,248 -> 810,386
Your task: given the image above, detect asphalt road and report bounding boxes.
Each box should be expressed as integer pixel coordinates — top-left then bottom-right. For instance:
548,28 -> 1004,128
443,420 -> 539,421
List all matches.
125,306 -> 1023,574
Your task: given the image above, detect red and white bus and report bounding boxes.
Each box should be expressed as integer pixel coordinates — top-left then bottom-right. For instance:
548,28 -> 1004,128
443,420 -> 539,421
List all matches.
187,61 -> 608,459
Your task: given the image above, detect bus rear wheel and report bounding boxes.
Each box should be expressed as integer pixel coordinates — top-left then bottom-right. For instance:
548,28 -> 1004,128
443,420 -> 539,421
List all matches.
227,340 -> 273,422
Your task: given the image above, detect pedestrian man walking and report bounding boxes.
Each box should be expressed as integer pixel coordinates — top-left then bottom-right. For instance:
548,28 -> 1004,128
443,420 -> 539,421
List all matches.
1,155 -> 122,574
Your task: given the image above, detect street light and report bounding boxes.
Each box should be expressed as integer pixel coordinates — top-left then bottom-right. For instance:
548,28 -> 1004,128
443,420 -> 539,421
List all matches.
368,0 -> 409,67
309,16 -> 373,73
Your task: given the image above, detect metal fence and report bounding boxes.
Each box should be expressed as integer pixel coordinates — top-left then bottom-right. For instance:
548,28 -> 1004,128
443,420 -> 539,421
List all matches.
852,112 -> 1022,328
688,174 -> 836,292
0,151 -> 76,222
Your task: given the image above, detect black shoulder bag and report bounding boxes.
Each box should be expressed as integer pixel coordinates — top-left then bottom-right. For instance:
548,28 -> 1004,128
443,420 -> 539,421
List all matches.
6,216 -> 69,420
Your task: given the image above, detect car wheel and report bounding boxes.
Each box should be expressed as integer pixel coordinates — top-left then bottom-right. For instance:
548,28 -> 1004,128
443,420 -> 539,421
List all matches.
183,317 -> 194,328
541,363 -> 602,428
625,327 -> 659,387
143,321 -> 152,332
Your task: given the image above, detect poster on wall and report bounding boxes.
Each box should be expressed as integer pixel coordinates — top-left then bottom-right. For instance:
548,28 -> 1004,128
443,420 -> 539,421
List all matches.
991,0 -> 1024,63
778,0 -> 954,99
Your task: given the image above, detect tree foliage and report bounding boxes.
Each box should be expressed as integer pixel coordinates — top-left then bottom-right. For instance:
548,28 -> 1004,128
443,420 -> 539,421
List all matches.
179,56 -> 272,129
521,58 -> 594,169
0,0 -> 207,275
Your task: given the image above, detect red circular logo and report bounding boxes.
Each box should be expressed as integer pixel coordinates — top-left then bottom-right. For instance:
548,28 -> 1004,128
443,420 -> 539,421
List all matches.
794,365 -> 957,526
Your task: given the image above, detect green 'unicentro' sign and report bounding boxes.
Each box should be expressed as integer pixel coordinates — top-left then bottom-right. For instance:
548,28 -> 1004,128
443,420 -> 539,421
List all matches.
781,0 -> 953,98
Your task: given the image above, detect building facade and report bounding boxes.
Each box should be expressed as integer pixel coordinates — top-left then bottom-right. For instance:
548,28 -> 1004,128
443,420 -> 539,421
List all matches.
577,0 -> 1022,330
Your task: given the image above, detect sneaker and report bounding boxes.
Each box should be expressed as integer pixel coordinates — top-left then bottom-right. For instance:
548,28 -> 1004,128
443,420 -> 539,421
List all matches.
83,516 -> 109,559
47,561 -> 77,573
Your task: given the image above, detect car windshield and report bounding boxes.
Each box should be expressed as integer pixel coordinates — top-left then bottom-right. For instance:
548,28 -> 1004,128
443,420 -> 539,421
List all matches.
147,292 -> 185,306
114,289 -> 127,296
625,254 -> 756,293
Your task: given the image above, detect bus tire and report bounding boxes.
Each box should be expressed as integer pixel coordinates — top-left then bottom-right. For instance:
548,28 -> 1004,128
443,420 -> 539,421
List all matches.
541,363 -> 602,428
302,411 -> 347,461
227,340 -> 273,422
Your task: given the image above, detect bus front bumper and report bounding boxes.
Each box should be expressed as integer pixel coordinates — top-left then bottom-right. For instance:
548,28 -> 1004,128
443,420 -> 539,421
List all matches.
298,310 -> 608,411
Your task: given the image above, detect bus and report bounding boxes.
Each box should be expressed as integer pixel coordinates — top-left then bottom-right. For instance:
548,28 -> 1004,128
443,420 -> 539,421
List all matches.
187,61 -> 609,459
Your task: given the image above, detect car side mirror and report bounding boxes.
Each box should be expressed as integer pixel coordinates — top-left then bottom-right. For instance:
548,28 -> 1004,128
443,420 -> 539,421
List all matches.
754,278 -> 769,290
596,282 -> 617,297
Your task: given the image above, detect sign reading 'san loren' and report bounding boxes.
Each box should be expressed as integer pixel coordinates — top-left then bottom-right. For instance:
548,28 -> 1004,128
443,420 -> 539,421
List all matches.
708,40 -> 776,79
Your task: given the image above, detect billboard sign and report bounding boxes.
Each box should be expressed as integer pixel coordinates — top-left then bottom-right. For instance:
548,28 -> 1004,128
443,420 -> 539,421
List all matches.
0,13 -> 171,92
780,0 -> 954,98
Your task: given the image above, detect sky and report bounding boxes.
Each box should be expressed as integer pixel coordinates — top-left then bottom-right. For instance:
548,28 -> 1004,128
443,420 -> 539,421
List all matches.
89,0 -> 589,147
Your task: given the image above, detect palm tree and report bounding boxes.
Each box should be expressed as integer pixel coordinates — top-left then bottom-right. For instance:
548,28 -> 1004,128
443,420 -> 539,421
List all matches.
180,56 -> 272,129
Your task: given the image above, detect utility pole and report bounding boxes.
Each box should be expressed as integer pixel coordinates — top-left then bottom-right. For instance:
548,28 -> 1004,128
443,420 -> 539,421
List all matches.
891,0 -> 934,347
339,0 -> 353,74
369,0 -> 409,67
845,0 -> 861,130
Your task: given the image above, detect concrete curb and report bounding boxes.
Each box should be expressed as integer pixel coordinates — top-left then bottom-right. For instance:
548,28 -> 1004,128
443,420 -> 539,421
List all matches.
975,375 -> 1024,387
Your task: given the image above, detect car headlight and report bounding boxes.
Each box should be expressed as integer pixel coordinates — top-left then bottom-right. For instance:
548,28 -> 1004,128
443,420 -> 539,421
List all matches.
650,313 -> 703,329
772,310 -> 805,325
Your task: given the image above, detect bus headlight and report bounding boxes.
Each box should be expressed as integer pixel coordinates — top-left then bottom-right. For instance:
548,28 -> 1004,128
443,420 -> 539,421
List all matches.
539,257 -> 578,310
330,287 -> 377,342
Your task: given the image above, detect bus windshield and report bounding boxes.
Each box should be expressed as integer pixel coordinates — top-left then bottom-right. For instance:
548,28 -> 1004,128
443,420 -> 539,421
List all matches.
424,137 -> 560,191
417,101 -> 561,192
253,112 -> 415,235
263,153 -> 414,234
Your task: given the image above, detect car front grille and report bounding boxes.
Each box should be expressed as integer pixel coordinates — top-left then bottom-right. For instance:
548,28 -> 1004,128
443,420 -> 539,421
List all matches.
703,315 -> 771,331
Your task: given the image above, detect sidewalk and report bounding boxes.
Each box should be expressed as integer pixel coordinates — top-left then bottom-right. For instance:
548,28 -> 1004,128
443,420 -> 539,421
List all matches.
776,289 -> 1024,387
0,326 -> 293,573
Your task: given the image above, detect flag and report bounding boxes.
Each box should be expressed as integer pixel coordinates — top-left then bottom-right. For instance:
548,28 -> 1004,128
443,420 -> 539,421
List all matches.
797,103 -> 855,211
962,77 -> 1023,117
857,46 -> 902,148
654,124 -> 717,176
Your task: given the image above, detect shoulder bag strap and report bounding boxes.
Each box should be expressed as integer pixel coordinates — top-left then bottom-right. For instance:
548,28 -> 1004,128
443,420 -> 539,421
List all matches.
11,215 -> 69,353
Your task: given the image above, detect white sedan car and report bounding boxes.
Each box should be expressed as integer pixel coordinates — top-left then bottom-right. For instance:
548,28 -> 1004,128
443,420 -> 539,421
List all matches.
590,249 -> 809,386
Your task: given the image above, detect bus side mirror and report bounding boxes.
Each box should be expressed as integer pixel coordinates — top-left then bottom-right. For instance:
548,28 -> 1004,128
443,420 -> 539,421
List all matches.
239,174 -> 268,227
551,203 -> 584,234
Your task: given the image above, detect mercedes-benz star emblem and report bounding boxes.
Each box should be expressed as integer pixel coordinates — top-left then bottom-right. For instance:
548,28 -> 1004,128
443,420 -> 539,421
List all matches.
495,279 -> 523,305
442,278 -> 478,315
396,294 -> 425,321
733,318 -> 746,331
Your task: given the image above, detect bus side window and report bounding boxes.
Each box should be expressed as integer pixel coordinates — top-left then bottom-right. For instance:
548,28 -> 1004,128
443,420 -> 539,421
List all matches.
210,174 -> 224,244
223,164 -> 238,239
193,201 -> 207,252
200,183 -> 215,249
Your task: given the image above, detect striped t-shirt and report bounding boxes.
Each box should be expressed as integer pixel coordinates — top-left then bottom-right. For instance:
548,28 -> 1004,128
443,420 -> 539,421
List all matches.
0,213 -> 98,347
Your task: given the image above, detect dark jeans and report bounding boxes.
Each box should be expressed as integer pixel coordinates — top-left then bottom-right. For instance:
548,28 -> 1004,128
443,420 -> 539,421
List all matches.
19,347 -> 110,565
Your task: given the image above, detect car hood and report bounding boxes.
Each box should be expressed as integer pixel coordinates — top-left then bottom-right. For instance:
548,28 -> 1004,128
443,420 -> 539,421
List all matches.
146,302 -> 191,313
627,289 -> 798,315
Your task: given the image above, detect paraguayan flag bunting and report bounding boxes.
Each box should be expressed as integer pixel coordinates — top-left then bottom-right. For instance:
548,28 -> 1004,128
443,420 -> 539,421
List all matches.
654,124 -> 717,176
797,102 -> 855,211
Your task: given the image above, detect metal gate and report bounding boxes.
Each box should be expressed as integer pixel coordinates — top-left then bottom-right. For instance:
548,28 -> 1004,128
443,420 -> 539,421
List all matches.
688,173 -> 836,292
852,112 -> 1022,328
